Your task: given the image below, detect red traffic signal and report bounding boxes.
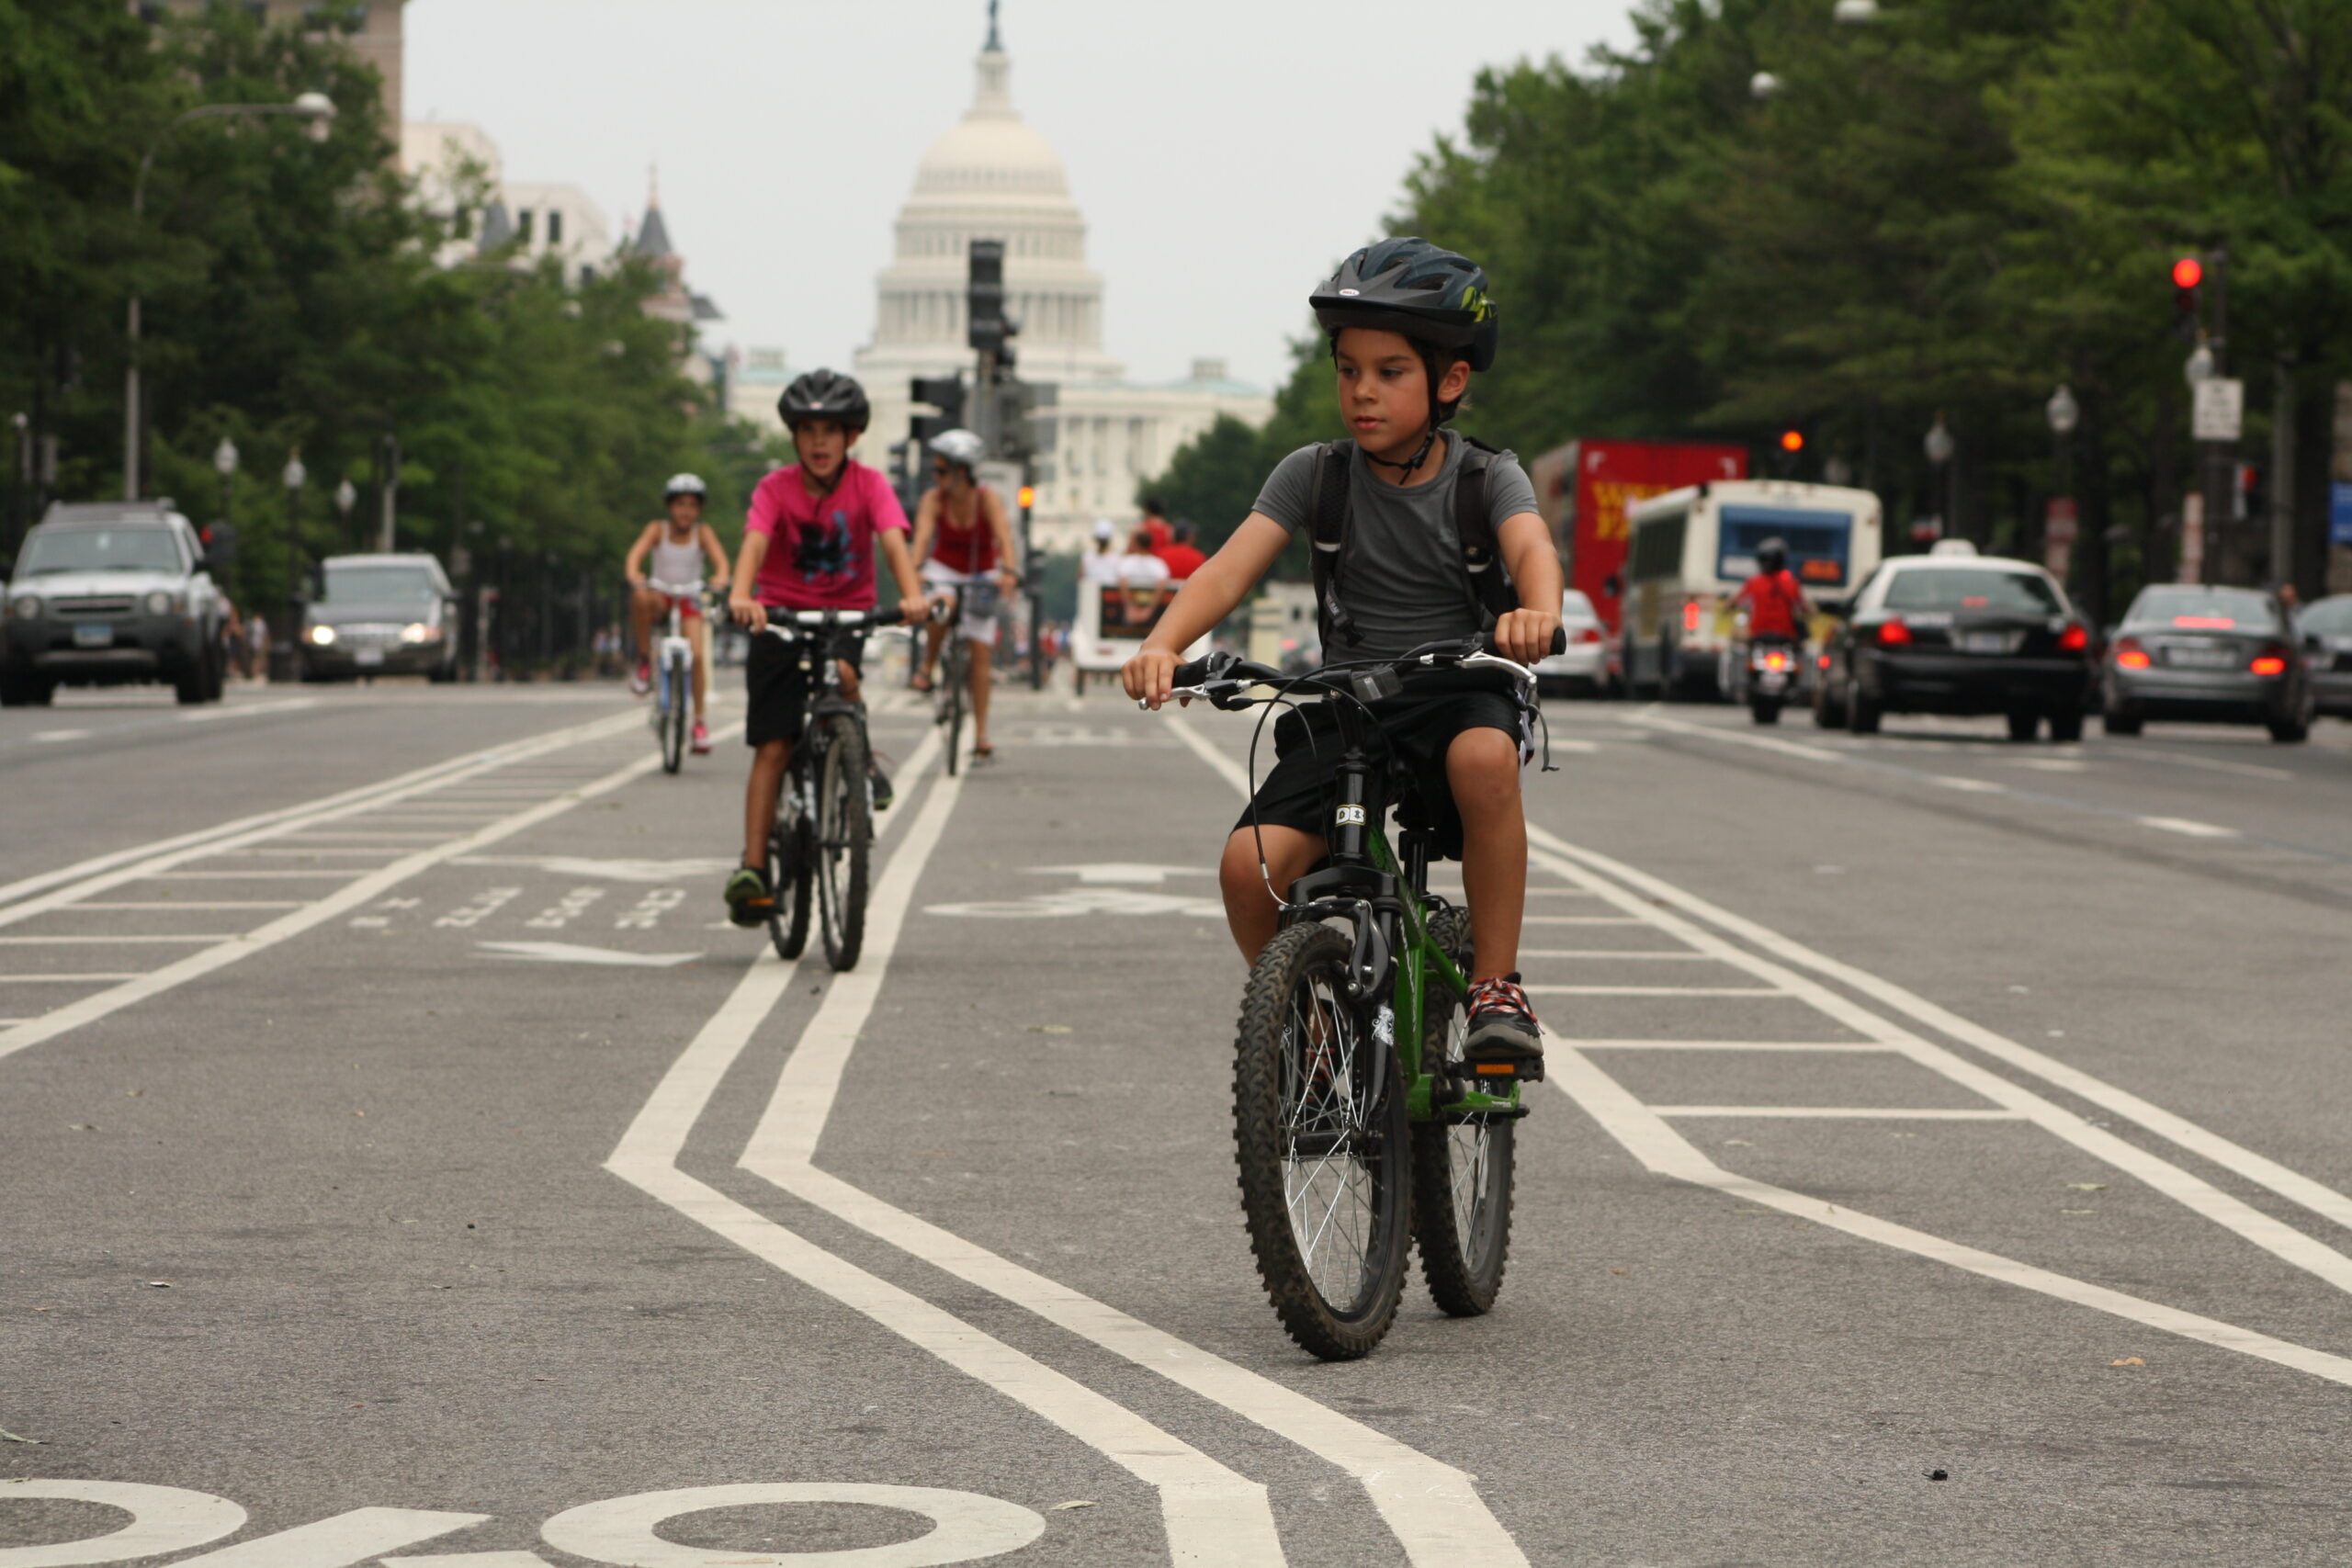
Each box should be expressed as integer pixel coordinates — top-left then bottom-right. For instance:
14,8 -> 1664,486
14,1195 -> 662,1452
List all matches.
2171,256 -> 2204,289
1778,429 -> 1805,453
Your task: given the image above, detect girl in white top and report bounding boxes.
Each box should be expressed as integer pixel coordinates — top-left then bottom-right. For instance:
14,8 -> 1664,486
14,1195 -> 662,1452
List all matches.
625,474 -> 732,751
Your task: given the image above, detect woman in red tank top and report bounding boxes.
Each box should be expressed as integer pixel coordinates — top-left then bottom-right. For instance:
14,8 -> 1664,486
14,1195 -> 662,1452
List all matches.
910,430 -> 1021,758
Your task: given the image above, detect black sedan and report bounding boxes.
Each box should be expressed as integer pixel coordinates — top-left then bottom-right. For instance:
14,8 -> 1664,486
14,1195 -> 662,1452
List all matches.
2299,593 -> 2352,720
1815,551 -> 2096,741
2102,585 -> 2314,742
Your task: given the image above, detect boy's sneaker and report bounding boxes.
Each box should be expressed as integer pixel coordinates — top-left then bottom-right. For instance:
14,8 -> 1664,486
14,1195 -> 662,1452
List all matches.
630,660 -> 651,695
1463,973 -> 1545,1081
723,863 -> 775,928
690,720 -> 711,755
869,762 -> 894,812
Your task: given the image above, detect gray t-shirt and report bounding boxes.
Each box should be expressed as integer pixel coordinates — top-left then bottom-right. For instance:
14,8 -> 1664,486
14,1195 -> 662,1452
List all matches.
1252,434 -> 1541,660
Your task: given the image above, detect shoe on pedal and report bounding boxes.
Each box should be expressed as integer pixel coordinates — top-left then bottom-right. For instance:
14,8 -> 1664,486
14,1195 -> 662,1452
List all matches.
724,863 -> 775,928
690,720 -> 711,755
630,660 -> 652,696
1463,973 -> 1545,1082
869,763 -> 894,811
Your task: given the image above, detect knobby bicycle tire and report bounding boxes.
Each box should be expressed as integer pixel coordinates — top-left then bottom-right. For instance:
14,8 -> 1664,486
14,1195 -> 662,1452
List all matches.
1411,907 -> 1517,1316
814,716 -> 872,970
1233,920 -> 1411,1360
766,810 -> 812,961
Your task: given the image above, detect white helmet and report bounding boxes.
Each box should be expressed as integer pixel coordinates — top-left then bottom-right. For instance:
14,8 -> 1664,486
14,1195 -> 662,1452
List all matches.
1091,518 -> 1115,542
662,472 -> 707,501
927,429 -> 986,473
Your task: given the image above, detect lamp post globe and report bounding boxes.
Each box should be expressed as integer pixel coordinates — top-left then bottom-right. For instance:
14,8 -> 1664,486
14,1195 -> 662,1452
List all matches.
213,436 -> 240,478
1923,413 -> 1955,466
283,455 -> 306,492
2046,385 -> 2080,435
2184,341 -> 2215,388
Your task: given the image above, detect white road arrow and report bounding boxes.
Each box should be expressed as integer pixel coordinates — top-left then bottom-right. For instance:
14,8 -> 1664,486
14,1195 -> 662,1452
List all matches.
1025,862 -> 1211,885
477,941 -> 702,967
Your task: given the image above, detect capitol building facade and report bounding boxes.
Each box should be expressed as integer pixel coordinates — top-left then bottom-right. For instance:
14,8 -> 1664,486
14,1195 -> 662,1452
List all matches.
731,19 -> 1271,553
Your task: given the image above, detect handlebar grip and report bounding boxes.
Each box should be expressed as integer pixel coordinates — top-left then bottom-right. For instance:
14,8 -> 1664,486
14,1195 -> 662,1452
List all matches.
1478,626 -> 1568,658
1170,656 -> 1216,690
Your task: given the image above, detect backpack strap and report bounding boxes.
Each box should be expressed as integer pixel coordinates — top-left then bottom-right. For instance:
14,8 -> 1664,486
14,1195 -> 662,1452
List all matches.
1453,436 -> 1518,628
1307,441 -> 1359,649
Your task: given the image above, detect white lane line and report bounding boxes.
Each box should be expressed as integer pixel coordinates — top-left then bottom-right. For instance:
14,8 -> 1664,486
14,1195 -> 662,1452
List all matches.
1577,1039 -> 1894,1053
2131,745 -> 2295,782
1534,829 -> 2352,1241
170,1509 -> 490,1568
1523,915 -> 1645,926
32,729 -> 94,743
1527,828 -> 2352,1302
1551,1045 -> 2352,1388
0,729 -> 707,1065
153,870 -> 363,880
2138,815 -> 2241,839
0,710 -> 639,915
1519,949 -> 1713,961
1524,984 -> 1786,998
0,934 -> 236,944
73,901 -> 302,910
608,740 -> 1290,1567
1931,774 -> 2007,795
1650,1105 -> 2029,1120
0,973 -> 145,983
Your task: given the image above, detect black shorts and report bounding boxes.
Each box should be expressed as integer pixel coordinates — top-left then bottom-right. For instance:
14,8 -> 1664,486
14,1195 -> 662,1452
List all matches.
745,628 -> 865,748
1232,670 -> 1524,861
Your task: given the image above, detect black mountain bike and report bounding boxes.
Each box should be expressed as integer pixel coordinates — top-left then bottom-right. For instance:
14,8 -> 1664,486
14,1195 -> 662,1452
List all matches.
758,607 -> 899,971
1163,630 -> 1562,1360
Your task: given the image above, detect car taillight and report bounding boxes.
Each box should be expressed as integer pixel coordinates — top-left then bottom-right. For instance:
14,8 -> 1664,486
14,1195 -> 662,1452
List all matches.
1682,600 -> 1702,634
2057,623 -> 2088,652
1817,653 -> 1832,670
1875,617 -> 1912,648
2114,636 -> 2150,671
1761,650 -> 1792,670
2250,647 -> 2290,677
1575,626 -> 1603,644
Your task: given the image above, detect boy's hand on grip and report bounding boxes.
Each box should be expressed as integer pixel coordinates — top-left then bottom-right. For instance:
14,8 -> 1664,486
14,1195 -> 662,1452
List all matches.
1124,648 -> 1182,710
730,594 -> 767,633
1494,607 -> 1562,666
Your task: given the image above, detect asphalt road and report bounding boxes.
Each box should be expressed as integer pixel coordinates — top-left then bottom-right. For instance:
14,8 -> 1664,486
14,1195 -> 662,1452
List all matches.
6,668 -> 2352,1567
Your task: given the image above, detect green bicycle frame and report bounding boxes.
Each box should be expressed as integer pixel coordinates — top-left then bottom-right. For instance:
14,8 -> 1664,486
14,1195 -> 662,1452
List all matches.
1366,826 -> 1523,1123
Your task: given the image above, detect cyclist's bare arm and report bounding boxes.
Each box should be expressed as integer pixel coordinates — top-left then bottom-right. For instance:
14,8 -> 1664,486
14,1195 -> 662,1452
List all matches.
908,490 -> 938,567
698,523 -> 732,592
876,531 -> 931,626
622,522 -> 660,587
1124,513 -> 1289,709
983,488 -> 1021,589
1493,511 -> 1564,666
730,534 -> 771,630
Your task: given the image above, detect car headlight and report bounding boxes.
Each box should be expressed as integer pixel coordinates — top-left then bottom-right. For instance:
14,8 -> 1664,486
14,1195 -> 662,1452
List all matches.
8,595 -> 38,621
309,624 -> 336,646
399,622 -> 442,644
144,590 -> 177,616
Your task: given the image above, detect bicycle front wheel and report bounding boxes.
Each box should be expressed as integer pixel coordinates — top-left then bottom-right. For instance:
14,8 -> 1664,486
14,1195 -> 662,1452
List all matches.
938,643 -> 967,774
1412,907 -> 1516,1315
813,717 -> 872,970
1234,920 -> 1411,1360
659,661 -> 687,774
766,811 -> 812,961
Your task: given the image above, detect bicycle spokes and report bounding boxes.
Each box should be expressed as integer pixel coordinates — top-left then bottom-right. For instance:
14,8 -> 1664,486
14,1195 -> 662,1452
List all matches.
1279,976 -> 1385,1310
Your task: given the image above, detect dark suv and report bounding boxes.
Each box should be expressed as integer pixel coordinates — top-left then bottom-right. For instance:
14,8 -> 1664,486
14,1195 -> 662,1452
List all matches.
1815,549 -> 2096,741
3,502 -> 226,706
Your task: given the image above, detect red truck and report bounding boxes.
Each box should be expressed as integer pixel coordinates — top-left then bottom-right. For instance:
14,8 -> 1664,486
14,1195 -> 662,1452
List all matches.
1527,438 -> 1749,637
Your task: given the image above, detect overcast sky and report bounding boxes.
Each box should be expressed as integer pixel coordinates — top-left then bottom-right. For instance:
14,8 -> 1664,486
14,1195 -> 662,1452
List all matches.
405,0 -> 1636,392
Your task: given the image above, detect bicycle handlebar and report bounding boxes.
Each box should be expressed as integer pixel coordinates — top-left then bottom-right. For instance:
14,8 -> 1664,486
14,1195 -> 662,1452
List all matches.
644,578 -> 712,600
1164,627 -> 1568,711
751,604 -> 911,638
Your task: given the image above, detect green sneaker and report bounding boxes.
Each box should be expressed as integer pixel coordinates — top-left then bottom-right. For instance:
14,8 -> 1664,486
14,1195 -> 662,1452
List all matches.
724,863 -> 775,929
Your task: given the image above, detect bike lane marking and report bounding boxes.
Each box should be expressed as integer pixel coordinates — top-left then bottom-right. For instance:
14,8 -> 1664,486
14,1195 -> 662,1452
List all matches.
604,730 -> 1288,1568
0,718 -> 715,1065
755,713 -> 1533,1567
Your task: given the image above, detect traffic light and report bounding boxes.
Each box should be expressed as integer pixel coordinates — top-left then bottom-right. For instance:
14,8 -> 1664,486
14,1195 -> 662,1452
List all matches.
909,375 -> 967,449
2173,254 -> 2203,336
967,239 -> 1014,360
1778,430 -> 1804,454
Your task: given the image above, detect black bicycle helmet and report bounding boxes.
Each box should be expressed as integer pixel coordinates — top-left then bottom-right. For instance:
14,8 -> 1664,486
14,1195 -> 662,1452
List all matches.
1756,537 -> 1788,573
1309,237 -> 1498,373
778,368 -> 870,433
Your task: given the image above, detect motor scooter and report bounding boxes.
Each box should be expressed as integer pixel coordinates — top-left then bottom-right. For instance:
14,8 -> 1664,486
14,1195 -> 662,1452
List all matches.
1744,637 -> 1799,726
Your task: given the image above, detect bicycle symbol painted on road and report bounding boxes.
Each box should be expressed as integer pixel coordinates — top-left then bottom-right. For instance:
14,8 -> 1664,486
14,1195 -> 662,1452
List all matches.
924,863 -> 1223,919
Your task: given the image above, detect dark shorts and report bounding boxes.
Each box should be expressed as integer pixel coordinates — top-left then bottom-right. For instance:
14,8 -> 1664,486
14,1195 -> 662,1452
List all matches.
1232,670 -> 1524,861
745,628 -> 865,748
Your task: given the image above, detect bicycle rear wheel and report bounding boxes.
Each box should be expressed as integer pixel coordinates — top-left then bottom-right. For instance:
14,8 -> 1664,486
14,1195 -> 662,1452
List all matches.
765,807 -> 812,961
1233,920 -> 1411,1360
813,716 -> 872,970
1412,908 -> 1516,1315
938,642 -> 967,775
659,660 -> 687,774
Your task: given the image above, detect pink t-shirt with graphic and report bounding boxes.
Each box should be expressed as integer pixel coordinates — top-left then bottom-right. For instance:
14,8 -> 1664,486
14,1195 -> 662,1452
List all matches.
744,460 -> 910,610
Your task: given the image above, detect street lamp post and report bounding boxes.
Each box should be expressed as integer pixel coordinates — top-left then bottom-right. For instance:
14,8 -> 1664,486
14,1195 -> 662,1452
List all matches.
124,94 -> 335,501
2044,384 -> 2080,587
334,476 -> 356,549
1924,412 -> 1956,544
212,434 -> 239,524
277,451 -> 306,682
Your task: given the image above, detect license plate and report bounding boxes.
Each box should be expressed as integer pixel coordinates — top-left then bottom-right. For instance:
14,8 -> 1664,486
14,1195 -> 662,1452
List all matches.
355,648 -> 385,667
73,624 -> 112,649
1961,631 -> 2010,654
2167,646 -> 2233,669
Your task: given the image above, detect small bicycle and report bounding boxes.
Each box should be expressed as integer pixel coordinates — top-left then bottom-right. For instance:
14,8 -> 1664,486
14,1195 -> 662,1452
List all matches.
643,577 -> 707,774
928,580 -> 997,775
756,606 -> 899,971
1161,630 -> 1561,1360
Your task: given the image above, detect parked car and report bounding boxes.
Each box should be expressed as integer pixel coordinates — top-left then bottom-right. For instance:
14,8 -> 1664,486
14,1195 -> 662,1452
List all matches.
2102,585 -> 2313,742
2,501 -> 227,706
2297,594 -> 2352,719
1533,589 -> 1616,697
301,553 -> 460,682
1814,547 -> 2095,741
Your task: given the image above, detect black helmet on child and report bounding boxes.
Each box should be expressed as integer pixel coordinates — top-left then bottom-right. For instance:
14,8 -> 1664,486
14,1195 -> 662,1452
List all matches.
778,369 -> 870,433
1309,238 -> 1498,372
1756,537 -> 1788,573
